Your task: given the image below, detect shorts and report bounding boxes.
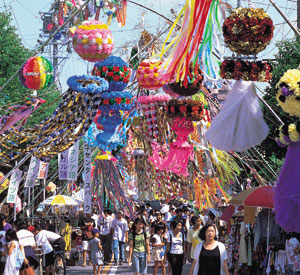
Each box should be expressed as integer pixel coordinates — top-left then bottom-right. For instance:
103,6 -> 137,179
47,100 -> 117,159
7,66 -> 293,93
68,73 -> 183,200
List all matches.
132,252 -> 147,274
152,247 -> 163,261
45,251 -> 55,267
82,240 -> 90,251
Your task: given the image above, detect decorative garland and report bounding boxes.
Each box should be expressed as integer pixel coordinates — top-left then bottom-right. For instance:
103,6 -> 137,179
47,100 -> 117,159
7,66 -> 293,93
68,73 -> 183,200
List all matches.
223,8 -> 274,55
276,123 -> 300,147
220,60 -> 272,82
67,75 -> 109,94
167,99 -> 204,121
19,56 -> 54,90
137,95 -> 170,104
92,56 -> 131,91
276,69 -> 300,117
99,91 -> 134,111
96,111 -> 123,131
168,63 -> 203,96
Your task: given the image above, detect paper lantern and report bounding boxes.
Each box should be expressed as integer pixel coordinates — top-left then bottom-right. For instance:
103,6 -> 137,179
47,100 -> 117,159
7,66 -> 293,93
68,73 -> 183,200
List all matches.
168,63 -> 203,96
276,69 -> 300,117
223,8 -> 274,55
72,20 -> 114,62
19,57 -> 54,90
136,58 -> 165,90
92,56 -> 131,91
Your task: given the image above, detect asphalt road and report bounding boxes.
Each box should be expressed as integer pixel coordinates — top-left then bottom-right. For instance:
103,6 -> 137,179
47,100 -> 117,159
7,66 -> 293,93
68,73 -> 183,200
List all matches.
67,261 -> 192,274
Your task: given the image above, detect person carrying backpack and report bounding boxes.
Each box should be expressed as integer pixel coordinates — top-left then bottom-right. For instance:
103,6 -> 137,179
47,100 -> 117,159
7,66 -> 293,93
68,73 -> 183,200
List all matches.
128,218 -> 150,275
164,220 -> 186,275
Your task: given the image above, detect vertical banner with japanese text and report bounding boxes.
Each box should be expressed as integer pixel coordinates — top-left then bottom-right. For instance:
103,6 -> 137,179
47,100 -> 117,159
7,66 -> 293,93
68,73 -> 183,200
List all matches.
25,157 -> 40,188
67,141 -> 79,181
58,150 -> 69,180
37,161 -> 49,180
7,169 -> 22,203
84,141 -> 92,214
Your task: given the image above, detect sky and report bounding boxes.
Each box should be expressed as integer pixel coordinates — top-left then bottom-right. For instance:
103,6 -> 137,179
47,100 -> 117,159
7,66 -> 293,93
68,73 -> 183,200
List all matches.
0,0 -> 298,93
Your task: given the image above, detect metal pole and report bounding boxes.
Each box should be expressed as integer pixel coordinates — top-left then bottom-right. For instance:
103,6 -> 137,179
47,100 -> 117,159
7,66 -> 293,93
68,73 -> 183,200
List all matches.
43,178 -> 46,202
28,188 -> 31,217
53,41 -> 59,86
298,0 -> 300,30
266,208 -> 270,253
270,0 -> 300,40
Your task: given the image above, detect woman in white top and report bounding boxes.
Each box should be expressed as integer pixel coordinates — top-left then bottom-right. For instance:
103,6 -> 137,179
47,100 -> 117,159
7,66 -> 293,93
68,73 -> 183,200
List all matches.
189,223 -> 229,275
15,220 -> 39,275
164,220 -> 185,275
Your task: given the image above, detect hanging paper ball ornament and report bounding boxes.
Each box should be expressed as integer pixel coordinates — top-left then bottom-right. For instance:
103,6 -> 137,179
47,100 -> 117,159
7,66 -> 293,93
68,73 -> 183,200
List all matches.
168,63 -> 203,96
167,99 -> 204,121
276,69 -> 300,117
72,20 -> 114,62
92,56 -> 131,91
137,58 -> 165,90
99,91 -> 134,112
223,8 -> 274,55
19,57 -> 54,90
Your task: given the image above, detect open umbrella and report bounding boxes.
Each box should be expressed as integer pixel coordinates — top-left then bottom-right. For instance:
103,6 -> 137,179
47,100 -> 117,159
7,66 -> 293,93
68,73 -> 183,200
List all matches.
229,186 -> 274,251
42,195 -> 80,206
230,186 -> 273,208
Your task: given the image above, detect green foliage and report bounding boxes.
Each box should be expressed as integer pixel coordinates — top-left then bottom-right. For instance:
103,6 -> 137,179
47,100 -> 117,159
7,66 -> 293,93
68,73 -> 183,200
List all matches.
259,37 -> 300,175
0,12 -> 60,126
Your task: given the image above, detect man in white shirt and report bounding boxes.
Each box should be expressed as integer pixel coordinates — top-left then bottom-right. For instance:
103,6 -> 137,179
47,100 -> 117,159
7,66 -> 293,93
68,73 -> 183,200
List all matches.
98,209 -> 113,265
111,209 -> 129,266
34,226 -> 55,275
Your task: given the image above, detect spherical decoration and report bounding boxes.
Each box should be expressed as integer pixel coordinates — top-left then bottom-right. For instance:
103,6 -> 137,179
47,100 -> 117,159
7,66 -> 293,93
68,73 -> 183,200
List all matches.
223,8 -> 274,55
67,75 -> 109,94
99,91 -> 134,111
136,58 -> 165,90
133,148 -> 145,158
220,60 -> 272,82
92,56 -> 131,91
168,63 -> 203,96
19,56 -> 54,90
97,111 -> 122,131
276,69 -> 300,117
167,99 -> 204,121
72,20 -> 114,62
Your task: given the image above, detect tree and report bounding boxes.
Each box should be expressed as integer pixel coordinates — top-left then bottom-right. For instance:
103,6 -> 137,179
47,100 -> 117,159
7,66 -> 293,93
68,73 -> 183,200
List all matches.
0,12 -> 60,126
258,37 -> 300,178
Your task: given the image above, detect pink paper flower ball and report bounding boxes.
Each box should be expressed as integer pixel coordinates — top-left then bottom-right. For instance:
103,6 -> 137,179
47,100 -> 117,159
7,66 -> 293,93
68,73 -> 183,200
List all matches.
72,20 -> 114,62
136,59 -> 165,90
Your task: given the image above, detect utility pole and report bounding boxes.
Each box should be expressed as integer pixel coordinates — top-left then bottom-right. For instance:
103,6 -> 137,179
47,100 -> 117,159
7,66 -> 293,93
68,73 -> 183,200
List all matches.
298,0 -> 300,30
52,40 -> 59,85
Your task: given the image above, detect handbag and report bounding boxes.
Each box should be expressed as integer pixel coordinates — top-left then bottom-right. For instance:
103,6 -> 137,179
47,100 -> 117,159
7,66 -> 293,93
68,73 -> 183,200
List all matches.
23,264 -> 34,275
15,246 -> 25,270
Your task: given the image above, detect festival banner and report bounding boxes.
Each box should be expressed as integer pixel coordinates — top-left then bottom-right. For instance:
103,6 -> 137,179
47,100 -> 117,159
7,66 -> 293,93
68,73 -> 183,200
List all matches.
24,157 -> 40,188
67,141 -> 79,181
7,169 -> 22,203
58,149 -> 69,180
37,161 -> 49,179
84,142 -> 92,214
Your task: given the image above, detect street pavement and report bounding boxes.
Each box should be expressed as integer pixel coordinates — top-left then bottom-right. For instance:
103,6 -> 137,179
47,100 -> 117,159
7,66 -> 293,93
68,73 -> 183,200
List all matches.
67,261 -> 192,274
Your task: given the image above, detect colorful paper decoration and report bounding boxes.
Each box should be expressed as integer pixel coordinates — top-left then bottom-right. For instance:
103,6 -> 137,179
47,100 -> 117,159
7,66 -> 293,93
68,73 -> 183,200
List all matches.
71,20 -> 114,62
167,99 -> 204,121
168,63 -> 203,96
276,69 -> 300,117
0,75 -> 108,162
98,91 -> 134,111
149,117 -> 194,176
19,57 -> 54,90
223,8 -> 274,55
205,80 -> 269,152
136,59 -> 165,90
92,56 -> 131,91
221,60 -> 272,82
67,75 -> 109,93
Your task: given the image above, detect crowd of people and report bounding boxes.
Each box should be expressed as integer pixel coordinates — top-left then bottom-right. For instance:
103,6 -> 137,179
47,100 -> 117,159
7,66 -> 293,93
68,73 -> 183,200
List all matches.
73,202 -> 230,275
